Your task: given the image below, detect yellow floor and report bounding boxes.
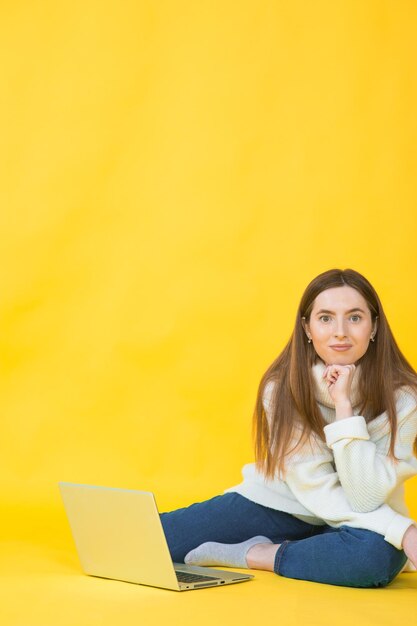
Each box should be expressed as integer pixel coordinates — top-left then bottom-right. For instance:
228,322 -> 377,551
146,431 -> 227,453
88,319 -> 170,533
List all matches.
2,534 -> 416,626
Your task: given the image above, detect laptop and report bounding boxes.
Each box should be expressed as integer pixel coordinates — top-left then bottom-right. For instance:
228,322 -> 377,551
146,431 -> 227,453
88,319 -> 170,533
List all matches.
58,482 -> 254,591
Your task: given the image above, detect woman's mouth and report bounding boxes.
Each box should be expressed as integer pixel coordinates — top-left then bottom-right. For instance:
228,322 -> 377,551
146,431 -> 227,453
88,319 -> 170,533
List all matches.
329,345 -> 352,351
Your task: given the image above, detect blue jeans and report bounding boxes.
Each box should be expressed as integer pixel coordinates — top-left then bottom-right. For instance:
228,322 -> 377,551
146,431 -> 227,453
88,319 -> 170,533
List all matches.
160,492 -> 408,588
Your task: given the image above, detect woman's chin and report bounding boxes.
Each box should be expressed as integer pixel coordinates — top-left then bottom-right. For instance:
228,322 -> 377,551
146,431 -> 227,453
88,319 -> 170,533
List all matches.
321,354 -> 356,366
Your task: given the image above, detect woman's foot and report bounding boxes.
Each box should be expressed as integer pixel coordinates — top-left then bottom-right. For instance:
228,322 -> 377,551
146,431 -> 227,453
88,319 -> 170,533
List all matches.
184,536 -> 274,568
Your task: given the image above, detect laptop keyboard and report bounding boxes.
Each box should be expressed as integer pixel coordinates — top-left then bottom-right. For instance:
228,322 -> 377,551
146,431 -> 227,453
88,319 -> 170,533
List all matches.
176,571 -> 219,583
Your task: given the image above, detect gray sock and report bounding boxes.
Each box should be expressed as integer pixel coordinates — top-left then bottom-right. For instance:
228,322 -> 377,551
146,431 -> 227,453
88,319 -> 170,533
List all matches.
184,535 -> 273,568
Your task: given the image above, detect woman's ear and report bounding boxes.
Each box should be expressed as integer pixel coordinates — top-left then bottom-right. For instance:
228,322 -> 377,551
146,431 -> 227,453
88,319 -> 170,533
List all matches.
372,315 -> 379,336
301,316 -> 310,338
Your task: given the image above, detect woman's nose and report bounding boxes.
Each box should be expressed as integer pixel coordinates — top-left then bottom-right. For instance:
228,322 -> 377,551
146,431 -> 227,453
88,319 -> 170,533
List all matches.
334,320 -> 347,338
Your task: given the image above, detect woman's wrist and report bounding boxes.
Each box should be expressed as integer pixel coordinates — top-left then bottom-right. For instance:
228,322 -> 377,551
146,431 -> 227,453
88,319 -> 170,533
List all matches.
334,399 -> 353,420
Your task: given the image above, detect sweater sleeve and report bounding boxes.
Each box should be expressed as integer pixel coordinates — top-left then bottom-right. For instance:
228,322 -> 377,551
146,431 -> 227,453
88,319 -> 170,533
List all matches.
322,389 -> 417,512
283,433 -> 417,550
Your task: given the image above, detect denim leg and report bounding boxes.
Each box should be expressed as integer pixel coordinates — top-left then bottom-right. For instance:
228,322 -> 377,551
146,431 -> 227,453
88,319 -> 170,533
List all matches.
160,492 -> 320,563
274,524 -> 408,588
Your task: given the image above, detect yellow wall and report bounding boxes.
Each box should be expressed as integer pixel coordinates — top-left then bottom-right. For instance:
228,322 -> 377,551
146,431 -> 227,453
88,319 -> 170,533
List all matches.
1,0 -> 417,544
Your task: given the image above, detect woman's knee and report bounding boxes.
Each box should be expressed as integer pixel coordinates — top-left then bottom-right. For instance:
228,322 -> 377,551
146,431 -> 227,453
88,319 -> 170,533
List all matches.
159,493 -> 254,562
340,527 -> 408,588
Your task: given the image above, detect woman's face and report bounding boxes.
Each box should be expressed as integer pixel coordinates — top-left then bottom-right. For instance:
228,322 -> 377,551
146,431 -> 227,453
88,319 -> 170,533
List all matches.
303,285 -> 378,365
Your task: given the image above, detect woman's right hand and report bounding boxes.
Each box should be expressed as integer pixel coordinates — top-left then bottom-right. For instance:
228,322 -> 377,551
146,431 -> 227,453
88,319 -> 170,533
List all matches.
402,524 -> 417,569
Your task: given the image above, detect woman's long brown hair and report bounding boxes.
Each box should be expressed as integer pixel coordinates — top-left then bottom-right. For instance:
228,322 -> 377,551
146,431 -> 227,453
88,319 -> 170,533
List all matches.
254,268 -> 417,480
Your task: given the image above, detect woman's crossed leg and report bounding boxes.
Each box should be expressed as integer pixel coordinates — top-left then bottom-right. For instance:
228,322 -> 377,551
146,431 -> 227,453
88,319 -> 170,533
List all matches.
160,492 -> 408,588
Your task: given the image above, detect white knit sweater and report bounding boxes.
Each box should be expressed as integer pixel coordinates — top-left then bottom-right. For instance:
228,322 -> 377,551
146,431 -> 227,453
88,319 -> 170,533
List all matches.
224,360 -> 417,573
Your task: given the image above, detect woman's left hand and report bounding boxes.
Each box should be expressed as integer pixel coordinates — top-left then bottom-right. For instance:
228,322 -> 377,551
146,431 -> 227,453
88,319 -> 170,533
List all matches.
402,524 -> 417,570
323,363 -> 356,405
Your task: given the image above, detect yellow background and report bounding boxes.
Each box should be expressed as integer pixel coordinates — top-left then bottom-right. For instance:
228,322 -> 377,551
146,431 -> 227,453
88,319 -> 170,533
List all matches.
1,1 -> 417,623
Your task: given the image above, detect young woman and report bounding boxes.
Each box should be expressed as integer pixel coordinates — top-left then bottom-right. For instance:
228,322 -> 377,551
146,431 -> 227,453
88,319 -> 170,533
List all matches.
160,268 -> 417,588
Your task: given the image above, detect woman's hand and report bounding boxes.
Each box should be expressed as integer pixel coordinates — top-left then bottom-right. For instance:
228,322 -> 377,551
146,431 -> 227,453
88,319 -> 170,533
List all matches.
402,524 -> 417,570
323,364 -> 356,403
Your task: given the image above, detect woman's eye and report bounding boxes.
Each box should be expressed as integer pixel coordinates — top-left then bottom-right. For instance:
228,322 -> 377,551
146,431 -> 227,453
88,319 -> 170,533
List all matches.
318,314 -> 362,323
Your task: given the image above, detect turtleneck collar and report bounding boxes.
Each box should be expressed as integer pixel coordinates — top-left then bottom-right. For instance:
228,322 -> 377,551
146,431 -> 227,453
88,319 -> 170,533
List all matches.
311,360 -> 362,409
